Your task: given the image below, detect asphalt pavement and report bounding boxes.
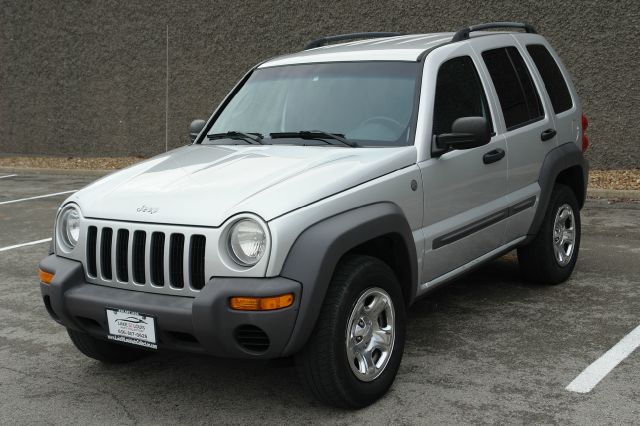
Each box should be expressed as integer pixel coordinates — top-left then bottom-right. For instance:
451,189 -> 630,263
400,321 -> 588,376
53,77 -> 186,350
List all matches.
0,172 -> 638,425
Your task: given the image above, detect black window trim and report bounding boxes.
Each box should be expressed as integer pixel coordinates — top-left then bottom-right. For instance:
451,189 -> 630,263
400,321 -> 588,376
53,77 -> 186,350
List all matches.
431,54 -> 498,138
505,116 -> 547,132
504,47 -> 543,125
481,45 -> 548,133
525,43 -> 575,114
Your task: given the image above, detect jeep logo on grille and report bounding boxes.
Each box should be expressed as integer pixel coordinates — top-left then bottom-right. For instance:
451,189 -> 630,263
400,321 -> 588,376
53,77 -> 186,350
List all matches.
137,205 -> 159,214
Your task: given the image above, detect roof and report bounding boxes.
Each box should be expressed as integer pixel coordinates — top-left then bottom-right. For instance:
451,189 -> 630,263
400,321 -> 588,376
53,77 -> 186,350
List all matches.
260,33 -> 454,67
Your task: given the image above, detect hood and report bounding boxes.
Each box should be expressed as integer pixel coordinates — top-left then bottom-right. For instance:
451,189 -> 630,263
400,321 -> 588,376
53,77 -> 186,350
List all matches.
70,144 -> 416,227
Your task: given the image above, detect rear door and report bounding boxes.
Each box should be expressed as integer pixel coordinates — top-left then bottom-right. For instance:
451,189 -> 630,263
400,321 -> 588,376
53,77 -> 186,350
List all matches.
472,36 -> 557,241
418,44 -> 508,287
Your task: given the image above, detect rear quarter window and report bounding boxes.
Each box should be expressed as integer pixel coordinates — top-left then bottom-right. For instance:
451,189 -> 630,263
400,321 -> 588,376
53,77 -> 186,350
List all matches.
526,44 -> 573,113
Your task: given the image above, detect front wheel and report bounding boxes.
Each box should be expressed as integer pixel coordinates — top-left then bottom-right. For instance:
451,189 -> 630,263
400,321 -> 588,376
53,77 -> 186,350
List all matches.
518,184 -> 581,284
295,255 -> 406,408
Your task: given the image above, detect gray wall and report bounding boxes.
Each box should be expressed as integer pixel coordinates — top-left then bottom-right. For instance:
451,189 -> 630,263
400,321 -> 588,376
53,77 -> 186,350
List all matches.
1,0 -> 638,169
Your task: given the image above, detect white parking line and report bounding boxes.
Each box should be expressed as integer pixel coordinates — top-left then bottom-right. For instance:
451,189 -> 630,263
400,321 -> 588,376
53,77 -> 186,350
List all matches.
0,190 -> 76,206
0,174 -> 18,179
0,238 -> 52,252
566,324 -> 640,393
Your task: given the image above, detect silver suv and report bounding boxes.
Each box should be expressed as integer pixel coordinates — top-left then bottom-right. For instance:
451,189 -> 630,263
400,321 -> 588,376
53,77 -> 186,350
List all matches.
39,22 -> 589,408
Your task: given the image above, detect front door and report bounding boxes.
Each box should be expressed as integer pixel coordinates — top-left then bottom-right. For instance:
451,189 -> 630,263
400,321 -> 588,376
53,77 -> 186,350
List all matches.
418,46 -> 508,287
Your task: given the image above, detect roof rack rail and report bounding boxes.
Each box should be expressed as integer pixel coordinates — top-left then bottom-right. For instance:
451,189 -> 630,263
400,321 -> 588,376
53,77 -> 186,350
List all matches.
304,32 -> 403,50
451,22 -> 537,42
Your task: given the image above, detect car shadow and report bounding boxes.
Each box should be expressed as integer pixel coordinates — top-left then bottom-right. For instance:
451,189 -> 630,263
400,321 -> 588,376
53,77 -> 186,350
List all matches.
79,251 -> 544,415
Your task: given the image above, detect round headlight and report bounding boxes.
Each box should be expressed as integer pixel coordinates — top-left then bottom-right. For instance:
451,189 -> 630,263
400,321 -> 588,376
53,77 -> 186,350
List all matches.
228,219 -> 267,267
57,205 -> 81,252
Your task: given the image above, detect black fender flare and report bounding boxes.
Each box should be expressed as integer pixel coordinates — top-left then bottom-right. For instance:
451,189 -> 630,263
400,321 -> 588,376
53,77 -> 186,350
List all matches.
528,142 -> 589,236
279,202 -> 418,356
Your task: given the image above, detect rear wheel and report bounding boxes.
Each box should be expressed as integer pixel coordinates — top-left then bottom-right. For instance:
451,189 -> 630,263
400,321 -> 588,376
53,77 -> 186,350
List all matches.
295,255 -> 406,408
67,328 -> 149,363
518,184 -> 581,284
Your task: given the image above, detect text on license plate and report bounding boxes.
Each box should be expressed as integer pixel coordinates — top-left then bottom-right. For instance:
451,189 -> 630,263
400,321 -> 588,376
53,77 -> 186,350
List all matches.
106,308 -> 157,349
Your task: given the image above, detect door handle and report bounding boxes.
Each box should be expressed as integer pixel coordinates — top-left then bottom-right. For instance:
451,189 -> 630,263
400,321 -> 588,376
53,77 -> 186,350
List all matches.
483,148 -> 505,164
540,128 -> 557,141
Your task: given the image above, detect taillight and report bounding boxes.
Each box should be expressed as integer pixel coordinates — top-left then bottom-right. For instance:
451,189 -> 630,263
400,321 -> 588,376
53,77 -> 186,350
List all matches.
581,113 -> 589,152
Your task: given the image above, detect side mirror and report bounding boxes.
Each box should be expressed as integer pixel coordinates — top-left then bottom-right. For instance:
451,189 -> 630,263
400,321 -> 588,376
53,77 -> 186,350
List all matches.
189,119 -> 206,143
433,116 -> 491,154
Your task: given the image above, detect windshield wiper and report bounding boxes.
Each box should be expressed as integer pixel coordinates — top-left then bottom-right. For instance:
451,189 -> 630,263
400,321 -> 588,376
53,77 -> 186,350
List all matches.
207,131 -> 265,145
270,130 -> 357,147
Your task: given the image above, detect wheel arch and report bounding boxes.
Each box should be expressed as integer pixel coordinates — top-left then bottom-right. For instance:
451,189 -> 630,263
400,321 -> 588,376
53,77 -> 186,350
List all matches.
555,165 -> 586,208
528,142 -> 588,237
279,202 -> 418,356
347,233 -> 414,306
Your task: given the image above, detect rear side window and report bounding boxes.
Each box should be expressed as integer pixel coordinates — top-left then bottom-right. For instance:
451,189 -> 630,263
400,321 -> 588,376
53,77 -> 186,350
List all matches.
526,44 -> 573,113
432,56 -> 492,136
482,47 -> 544,130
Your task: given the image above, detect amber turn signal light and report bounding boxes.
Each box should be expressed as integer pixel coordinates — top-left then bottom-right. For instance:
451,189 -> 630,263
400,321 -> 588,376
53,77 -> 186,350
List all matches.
229,293 -> 294,311
38,268 -> 54,284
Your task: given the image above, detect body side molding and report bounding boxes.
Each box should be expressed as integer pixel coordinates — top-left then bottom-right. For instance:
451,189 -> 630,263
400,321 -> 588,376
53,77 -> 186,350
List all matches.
432,195 -> 538,250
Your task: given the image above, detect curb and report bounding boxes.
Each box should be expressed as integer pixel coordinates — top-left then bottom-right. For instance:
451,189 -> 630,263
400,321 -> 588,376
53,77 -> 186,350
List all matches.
2,166 -> 639,201
587,188 -> 640,201
0,166 -> 113,177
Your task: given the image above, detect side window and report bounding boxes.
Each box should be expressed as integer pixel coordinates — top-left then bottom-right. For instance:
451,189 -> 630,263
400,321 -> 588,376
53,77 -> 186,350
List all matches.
526,44 -> 573,113
432,56 -> 493,136
482,46 -> 544,130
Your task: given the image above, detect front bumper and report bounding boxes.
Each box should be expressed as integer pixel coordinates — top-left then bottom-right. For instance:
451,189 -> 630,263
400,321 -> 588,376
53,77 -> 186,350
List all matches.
39,255 -> 301,359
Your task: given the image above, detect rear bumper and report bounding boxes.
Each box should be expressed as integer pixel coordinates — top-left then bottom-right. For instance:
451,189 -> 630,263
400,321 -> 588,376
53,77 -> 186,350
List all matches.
39,255 -> 301,359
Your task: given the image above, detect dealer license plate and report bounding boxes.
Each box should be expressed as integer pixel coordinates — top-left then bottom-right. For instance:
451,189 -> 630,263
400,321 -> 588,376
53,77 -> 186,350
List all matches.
106,308 -> 157,349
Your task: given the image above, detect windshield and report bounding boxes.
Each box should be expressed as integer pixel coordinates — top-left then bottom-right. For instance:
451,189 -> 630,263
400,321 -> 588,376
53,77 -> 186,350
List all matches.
205,62 -> 420,147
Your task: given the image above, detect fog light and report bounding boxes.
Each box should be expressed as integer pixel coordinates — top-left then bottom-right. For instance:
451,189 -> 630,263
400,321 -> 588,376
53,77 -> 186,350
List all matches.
230,293 -> 294,311
39,268 -> 54,284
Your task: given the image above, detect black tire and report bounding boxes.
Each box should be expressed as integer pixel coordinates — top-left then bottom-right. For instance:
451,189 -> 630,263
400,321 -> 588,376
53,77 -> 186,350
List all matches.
518,184 -> 581,284
295,255 -> 406,408
67,328 -> 149,363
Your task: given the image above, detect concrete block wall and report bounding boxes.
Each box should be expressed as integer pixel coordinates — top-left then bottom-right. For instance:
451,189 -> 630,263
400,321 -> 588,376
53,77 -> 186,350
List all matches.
1,0 -> 638,169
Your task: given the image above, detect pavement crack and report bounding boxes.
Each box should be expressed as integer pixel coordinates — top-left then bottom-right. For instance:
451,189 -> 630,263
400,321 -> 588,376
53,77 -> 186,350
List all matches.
0,365 -> 139,425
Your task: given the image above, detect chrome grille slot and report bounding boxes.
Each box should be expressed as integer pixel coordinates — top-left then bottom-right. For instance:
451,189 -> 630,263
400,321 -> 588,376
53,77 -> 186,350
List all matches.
86,226 -> 98,277
150,232 -> 165,286
116,229 -> 129,282
100,228 -> 113,280
169,234 -> 185,288
190,235 -> 206,290
81,220 -> 213,296
132,231 -> 146,284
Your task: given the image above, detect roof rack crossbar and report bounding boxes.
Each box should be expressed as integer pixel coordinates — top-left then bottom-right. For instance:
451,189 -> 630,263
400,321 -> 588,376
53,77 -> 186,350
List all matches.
304,32 -> 403,50
451,22 -> 537,42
